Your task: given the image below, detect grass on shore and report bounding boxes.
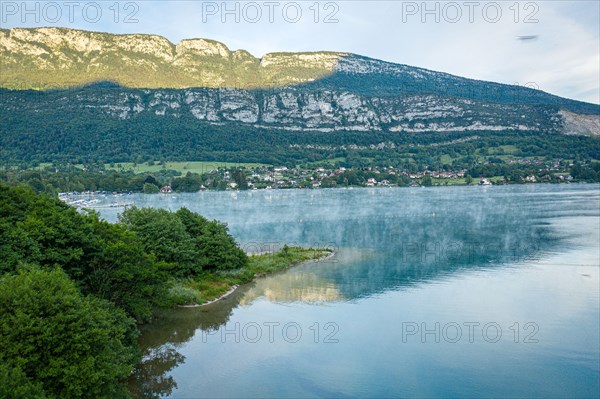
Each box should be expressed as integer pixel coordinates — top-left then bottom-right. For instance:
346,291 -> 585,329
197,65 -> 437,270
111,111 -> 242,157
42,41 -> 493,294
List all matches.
430,175 -> 505,186
168,246 -> 332,306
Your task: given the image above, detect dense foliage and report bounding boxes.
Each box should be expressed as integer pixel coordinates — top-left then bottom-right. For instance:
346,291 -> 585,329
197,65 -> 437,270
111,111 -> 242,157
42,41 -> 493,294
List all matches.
0,185 -> 166,321
0,268 -> 138,399
0,165 -> 180,193
0,185 -> 249,397
119,207 -> 247,276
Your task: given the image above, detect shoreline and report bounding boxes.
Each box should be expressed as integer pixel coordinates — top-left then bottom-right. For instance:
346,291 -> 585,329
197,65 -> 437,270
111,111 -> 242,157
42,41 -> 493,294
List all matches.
178,284 -> 240,308
56,181 -> 595,202
177,249 -> 335,308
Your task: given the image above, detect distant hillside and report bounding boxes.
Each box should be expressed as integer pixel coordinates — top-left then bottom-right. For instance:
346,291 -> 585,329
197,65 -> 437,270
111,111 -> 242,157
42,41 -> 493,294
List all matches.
0,27 -> 598,166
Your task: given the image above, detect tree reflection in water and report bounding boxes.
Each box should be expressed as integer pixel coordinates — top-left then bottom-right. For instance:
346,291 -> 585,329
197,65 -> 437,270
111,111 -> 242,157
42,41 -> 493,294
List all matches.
128,346 -> 184,399
128,285 -> 253,398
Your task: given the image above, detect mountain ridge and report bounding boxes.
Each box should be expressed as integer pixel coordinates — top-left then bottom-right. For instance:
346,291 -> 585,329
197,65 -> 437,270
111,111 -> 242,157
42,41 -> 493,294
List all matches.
1,26 -> 347,89
0,26 -> 596,113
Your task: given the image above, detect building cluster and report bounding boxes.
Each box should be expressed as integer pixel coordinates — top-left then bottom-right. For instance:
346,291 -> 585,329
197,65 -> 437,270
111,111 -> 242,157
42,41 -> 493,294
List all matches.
210,158 -> 576,189
213,165 -> 467,189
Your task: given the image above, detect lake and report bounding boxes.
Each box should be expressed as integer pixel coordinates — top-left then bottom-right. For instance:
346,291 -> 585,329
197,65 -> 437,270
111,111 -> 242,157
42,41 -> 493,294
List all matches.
97,184 -> 600,398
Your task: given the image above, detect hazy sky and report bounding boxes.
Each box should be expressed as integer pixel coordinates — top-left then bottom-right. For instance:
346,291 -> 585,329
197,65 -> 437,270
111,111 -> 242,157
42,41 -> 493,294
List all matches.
2,1 -> 599,104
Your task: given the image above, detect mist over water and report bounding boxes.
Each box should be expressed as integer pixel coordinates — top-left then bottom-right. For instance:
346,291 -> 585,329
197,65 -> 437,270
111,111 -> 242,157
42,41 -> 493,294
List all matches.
97,184 -> 600,398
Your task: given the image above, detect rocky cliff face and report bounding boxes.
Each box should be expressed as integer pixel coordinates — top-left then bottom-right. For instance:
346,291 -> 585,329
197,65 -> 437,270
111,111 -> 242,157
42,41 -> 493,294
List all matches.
558,110 -> 600,137
0,86 -> 562,133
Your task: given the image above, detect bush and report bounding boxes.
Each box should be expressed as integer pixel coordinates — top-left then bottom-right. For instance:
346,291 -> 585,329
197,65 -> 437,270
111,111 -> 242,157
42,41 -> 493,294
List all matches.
119,207 -> 198,275
0,360 -> 47,399
0,185 -> 168,322
120,207 -> 247,276
0,268 -> 138,398
142,182 -> 160,193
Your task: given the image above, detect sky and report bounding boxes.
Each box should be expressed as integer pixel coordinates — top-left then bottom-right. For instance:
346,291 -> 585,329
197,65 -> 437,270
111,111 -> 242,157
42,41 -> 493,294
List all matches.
1,0 -> 599,104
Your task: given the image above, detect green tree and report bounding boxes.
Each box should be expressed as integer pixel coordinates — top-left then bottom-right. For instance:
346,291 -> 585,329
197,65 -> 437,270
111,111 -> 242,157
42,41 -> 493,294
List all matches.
143,182 -> 160,193
81,215 -> 169,320
0,186 -> 167,322
171,172 -> 202,192
0,268 -> 138,398
176,208 -> 248,271
230,169 -> 248,190
0,360 -> 47,399
119,207 -> 198,275
144,175 -> 160,186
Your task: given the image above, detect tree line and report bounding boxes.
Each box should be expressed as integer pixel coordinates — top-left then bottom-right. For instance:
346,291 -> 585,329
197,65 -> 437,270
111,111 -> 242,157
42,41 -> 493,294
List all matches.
0,185 -> 247,398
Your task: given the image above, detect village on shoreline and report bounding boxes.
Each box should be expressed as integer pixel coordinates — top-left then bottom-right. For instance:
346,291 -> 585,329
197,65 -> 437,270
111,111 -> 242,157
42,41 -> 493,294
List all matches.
5,156 -> 595,202
55,157 -> 584,202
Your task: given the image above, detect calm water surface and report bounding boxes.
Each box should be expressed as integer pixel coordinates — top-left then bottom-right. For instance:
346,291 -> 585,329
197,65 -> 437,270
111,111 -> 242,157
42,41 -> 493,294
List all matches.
97,184 -> 600,398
